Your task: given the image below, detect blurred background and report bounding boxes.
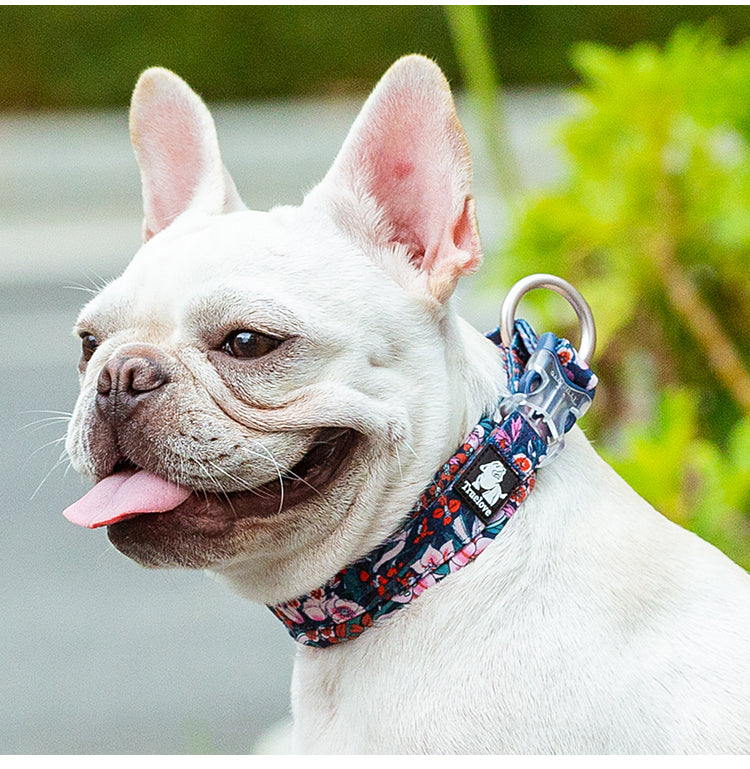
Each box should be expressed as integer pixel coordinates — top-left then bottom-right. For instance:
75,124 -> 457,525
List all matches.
2,5 -> 750,755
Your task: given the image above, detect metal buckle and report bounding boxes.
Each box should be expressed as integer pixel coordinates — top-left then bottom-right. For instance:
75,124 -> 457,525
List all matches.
500,333 -> 594,464
498,275 -> 597,465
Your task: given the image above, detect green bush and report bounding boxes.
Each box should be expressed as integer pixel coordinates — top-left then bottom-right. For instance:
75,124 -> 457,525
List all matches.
4,6 -> 750,109
458,21 -> 750,567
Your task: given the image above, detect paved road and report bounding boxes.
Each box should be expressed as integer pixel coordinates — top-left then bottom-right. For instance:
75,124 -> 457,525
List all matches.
0,91 -> 568,753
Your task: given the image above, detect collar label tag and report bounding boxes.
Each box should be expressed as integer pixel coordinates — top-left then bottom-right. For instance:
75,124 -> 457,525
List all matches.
454,443 -> 521,524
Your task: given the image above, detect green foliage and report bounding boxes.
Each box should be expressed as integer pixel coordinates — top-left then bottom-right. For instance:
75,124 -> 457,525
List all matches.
444,6 -> 522,200
491,26 -> 750,566
502,27 -> 750,348
603,388 -> 750,567
0,6 -> 457,108
4,7 -> 750,109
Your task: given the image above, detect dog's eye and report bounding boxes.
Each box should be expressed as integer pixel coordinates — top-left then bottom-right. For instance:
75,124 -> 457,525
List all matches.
221,330 -> 283,359
79,333 -> 99,362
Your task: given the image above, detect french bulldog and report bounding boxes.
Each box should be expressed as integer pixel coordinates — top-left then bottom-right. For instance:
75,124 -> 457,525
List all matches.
64,55 -> 750,753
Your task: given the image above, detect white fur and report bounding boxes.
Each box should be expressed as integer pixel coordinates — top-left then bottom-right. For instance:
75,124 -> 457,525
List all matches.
66,56 -> 750,754
292,382 -> 750,753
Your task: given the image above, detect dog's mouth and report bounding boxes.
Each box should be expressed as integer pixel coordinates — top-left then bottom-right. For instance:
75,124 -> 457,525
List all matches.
63,427 -> 359,530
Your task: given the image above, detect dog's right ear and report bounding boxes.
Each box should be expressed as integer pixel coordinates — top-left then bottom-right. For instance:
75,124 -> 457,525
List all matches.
129,68 -> 245,242
308,55 -> 482,305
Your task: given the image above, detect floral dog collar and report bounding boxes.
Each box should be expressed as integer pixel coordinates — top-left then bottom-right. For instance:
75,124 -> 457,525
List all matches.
270,315 -> 597,648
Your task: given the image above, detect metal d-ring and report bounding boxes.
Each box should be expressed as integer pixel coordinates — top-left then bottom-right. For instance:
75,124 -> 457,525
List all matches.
500,274 -> 597,363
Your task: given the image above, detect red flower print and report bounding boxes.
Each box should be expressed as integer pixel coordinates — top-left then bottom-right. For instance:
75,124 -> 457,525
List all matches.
513,454 -> 532,474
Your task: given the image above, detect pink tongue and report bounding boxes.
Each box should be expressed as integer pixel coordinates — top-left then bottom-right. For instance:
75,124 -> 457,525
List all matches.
63,468 -> 193,529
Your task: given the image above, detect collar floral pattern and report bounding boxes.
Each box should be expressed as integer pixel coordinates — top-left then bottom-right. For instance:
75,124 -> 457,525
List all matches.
269,321 -> 597,648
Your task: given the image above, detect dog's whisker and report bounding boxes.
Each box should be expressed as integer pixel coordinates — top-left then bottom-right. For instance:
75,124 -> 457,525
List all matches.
278,467 -> 324,499
402,439 -> 419,460
64,283 -> 101,296
206,461 -> 255,492
86,273 -> 109,294
18,412 -> 73,434
204,461 -> 247,519
192,458 -> 242,519
174,454 -> 278,503
252,441 -> 285,515
17,418 -> 71,438
393,444 -> 405,483
21,409 -> 74,417
28,435 -> 68,459
31,448 -> 72,501
22,415 -> 72,426
269,432 -> 348,500
94,540 -> 125,567
191,456 -> 216,490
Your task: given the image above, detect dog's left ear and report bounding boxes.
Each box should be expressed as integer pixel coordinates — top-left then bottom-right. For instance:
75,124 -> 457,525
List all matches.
129,67 -> 245,242
311,55 -> 482,304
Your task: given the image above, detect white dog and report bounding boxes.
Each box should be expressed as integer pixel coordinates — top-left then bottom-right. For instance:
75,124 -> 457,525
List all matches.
64,55 -> 750,753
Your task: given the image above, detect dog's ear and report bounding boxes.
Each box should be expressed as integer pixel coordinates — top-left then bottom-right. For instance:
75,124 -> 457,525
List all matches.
129,68 -> 245,242
312,54 -> 482,304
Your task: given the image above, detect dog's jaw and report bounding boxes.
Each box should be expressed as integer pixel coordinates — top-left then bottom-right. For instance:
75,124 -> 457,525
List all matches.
103,426 -> 363,570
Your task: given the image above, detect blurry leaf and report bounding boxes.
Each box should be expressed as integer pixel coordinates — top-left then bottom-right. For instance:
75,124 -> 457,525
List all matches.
603,388 -> 697,522
689,417 -> 750,567
602,390 -> 750,568
576,275 -> 638,350
464,21 -> 750,562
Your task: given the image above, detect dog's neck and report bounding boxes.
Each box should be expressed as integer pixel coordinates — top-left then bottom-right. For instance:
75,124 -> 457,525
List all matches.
447,313 -> 510,431
269,318 -> 596,646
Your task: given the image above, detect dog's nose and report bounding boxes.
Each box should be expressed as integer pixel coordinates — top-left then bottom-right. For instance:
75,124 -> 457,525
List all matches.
96,352 -> 169,416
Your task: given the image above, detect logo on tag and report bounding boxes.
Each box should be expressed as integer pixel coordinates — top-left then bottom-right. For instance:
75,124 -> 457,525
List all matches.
455,444 -> 521,524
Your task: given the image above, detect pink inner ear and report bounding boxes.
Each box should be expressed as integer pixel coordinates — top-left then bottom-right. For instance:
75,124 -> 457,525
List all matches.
313,55 -> 481,302
452,196 -> 476,254
361,105 -> 454,266
336,61 -> 480,299
140,99 -> 205,238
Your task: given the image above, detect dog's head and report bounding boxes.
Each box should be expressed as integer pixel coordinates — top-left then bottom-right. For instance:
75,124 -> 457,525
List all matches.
64,56 -> 504,603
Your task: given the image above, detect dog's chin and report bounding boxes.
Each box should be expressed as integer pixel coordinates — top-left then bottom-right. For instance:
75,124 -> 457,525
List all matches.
106,427 -> 361,569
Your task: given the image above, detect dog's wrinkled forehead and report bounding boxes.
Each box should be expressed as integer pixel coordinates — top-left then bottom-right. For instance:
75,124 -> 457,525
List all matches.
78,205 -> 405,344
